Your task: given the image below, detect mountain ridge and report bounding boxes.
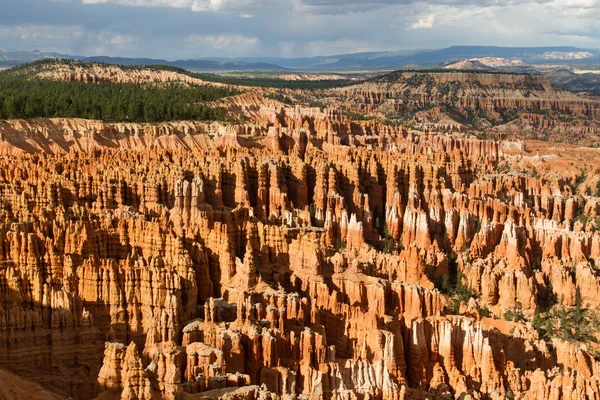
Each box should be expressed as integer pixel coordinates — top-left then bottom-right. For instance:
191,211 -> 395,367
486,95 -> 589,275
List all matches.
0,49 -> 286,71
226,45 -> 600,69
3,45 -> 600,71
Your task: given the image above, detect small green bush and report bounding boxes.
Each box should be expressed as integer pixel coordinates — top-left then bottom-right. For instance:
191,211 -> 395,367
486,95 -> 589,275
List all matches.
504,302 -> 526,322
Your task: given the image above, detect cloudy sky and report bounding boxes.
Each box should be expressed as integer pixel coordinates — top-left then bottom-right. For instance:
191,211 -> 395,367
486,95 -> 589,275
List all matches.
0,0 -> 599,59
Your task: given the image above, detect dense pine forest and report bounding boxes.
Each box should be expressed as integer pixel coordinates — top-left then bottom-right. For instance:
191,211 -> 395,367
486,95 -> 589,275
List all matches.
0,59 -> 353,123
0,69 -> 237,122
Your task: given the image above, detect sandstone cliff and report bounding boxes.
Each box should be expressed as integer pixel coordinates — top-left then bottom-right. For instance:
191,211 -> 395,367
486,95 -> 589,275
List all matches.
0,108 -> 598,400
332,71 -> 600,144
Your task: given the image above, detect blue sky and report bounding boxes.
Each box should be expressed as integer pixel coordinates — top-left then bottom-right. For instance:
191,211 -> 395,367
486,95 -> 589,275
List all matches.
0,0 -> 599,59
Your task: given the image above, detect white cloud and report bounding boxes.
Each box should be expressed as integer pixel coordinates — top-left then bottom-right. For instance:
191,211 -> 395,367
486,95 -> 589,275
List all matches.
560,0 -> 598,7
82,0 -> 274,12
187,34 -> 258,48
411,14 -> 435,29
101,33 -> 137,45
0,24 -> 140,56
0,25 -> 84,41
82,0 -> 194,7
1,0 -> 598,59
190,0 -> 221,12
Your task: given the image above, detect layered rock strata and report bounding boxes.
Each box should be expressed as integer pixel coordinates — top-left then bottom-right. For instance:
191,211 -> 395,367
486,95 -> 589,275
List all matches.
0,114 -> 598,400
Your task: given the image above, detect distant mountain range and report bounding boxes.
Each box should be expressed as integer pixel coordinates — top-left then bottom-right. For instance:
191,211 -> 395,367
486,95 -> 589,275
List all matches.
210,46 -> 600,70
1,46 -> 599,71
0,49 -> 285,71
0,49 -> 71,66
80,56 -> 285,71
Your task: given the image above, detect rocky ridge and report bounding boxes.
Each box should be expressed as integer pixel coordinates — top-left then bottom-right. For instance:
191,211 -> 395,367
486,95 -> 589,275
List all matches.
0,95 -> 599,399
444,58 -> 525,70
0,64 -> 600,400
22,62 -> 222,86
331,71 -> 600,144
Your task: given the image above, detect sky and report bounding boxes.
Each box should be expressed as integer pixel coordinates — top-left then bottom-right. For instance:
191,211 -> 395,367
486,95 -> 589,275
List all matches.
0,0 -> 599,59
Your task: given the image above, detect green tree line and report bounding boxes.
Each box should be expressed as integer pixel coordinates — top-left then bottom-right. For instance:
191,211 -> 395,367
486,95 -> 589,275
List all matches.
14,59 -> 354,90
192,73 -> 353,90
0,73 -> 237,123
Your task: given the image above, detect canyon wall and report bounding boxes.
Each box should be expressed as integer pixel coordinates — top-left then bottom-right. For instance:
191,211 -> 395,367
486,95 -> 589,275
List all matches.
0,109 -> 599,399
334,71 -> 600,144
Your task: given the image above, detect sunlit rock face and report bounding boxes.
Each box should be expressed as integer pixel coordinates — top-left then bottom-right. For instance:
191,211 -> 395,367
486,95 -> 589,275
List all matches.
0,67 -> 600,400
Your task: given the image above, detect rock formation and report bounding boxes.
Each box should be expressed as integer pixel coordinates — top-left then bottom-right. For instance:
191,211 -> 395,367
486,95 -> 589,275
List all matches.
0,65 -> 599,400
